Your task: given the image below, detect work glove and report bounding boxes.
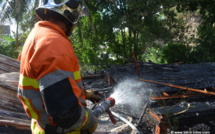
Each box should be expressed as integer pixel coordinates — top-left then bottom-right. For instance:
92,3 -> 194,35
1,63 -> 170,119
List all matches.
85,89 -> 104,103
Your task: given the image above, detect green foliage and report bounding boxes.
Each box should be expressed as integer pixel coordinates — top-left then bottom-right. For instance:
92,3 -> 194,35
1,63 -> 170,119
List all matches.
2,0 -> 215,67
175,0 -> 215,63
19,0 -> 39,33
0,0 -> 33,48
191,24 -> 215,62
72,0 -> 183,67
161,43 -> 192,63
0,35 -> 19,58
177,0 -> 215,23
142,46 -> 163,63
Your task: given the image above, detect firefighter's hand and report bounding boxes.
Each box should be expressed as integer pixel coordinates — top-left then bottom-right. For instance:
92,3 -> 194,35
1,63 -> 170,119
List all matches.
85,89 -> 104,103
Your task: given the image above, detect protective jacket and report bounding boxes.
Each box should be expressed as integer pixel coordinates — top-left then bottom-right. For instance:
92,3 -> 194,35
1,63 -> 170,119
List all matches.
18,21 -> 96,134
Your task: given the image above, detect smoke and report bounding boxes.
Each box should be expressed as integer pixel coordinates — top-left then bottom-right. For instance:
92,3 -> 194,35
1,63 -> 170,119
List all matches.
110,79 -> 152,113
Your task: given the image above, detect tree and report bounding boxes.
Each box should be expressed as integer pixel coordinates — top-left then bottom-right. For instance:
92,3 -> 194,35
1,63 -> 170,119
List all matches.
0,35 -> 18,58
161,43 -> 192,63
176,0 -> 215,62
72,0 -> 185,65
0,0 -> 33,48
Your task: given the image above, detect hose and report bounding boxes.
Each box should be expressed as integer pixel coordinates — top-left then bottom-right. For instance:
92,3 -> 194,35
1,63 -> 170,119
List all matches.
111,111 -> 140,134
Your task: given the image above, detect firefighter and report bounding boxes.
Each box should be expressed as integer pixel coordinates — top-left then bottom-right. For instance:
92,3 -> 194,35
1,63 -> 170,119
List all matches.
17,0 -> 102,133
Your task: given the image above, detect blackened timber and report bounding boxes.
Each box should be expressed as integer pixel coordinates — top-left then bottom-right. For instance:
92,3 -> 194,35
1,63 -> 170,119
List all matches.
139,78 -> 215,95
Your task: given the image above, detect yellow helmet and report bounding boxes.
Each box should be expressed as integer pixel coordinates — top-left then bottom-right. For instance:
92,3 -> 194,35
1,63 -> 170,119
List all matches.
35,0 -> 82,24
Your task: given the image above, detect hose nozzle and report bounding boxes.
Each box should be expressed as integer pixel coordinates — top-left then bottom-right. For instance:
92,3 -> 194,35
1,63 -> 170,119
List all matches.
93,97 -> 117,124
106,97 -> 115,107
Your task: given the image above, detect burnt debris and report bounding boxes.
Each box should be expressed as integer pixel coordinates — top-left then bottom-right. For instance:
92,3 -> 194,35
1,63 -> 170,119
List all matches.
0,54 -> 215,134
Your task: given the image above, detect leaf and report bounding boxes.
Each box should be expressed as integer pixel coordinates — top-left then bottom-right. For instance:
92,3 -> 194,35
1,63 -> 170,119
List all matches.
2,35 -> 14,42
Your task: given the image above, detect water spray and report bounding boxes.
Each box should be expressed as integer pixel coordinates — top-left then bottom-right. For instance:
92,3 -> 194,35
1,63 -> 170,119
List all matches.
110,79 -> 152,109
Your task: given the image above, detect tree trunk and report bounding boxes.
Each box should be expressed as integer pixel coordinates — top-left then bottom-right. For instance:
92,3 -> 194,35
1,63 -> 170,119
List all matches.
15,20 -> 19,48
15,0 -> 21,48
121,28 -> 126,62
77,21 -> 84,48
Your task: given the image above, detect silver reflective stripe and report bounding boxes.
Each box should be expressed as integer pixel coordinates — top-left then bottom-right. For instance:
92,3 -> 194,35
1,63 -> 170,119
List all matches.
39,112 -> 50,124
79,98 -> 86,105
18,88 -> 49,123
39,70 -> 74,91
77,81 -> 83,89
36,106 -> 87,133
18,88 -> 44,111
